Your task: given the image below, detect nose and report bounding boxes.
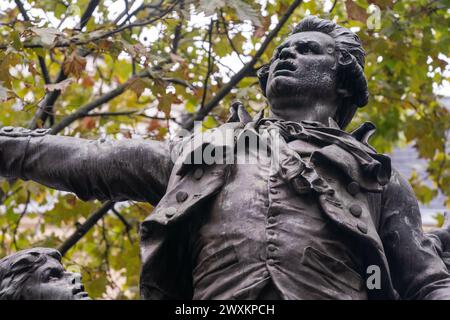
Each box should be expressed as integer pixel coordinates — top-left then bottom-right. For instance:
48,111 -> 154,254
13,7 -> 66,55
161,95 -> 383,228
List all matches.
279,47 -> 295,60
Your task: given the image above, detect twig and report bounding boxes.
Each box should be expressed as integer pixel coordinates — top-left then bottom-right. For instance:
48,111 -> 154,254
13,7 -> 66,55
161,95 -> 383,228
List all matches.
14,0 -> 51,84
12,191 -> 30,250
28,0 -> 101,129
200,19 -> 214,110
75,0 -> 100,30
328,0 -> 338,14
50,71 -> 188,133
86,110 -> 175,121
111,207 -> 133,244
220,10 -> 245,65
58,201 -> 115,256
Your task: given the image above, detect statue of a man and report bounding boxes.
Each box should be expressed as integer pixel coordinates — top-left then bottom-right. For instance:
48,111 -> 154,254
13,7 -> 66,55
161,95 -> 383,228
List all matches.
0,248 -> 90,300
0,16 -> 449,300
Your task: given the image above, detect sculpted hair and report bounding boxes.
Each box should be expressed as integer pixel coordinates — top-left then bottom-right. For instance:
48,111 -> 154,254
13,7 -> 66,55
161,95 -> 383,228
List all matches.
258,16 -> 369,129
0,248 -> 61,300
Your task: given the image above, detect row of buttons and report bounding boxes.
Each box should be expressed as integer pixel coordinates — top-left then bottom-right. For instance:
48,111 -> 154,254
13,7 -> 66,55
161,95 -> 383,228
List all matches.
346,181 -> 367,234
266,174 -> 279,267
164,168 -> 205,219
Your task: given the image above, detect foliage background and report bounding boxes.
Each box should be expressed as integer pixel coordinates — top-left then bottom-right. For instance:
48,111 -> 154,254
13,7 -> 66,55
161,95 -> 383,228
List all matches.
0,0 -> 448,299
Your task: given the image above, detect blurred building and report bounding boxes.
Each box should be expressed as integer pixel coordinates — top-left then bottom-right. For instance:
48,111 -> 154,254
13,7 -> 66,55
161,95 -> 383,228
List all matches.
389,96 -> 449,229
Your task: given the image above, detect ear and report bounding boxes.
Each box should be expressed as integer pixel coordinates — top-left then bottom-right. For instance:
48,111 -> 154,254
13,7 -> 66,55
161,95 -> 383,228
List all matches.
256,64 -> 270,97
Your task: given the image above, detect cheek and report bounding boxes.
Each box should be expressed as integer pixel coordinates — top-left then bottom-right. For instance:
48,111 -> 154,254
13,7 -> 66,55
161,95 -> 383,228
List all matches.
37,282 -> 74,299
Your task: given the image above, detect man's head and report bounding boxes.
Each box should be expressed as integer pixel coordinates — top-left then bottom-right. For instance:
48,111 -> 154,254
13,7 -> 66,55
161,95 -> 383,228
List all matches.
0,247 -> 89,300
258,16 -> 369,129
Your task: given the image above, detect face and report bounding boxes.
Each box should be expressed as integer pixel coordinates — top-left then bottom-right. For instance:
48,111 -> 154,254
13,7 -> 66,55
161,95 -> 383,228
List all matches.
266,31 -> 338,109
19,257 -> 90,300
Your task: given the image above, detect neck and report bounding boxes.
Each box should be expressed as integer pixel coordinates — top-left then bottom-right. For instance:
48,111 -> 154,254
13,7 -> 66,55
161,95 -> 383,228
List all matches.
268,100 -> 338,125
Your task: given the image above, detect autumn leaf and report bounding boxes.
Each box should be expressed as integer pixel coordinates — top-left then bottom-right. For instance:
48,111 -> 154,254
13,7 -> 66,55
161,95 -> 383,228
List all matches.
127,77 -> 152,98
63,53 -> 87,78
345,0 -> 368,23
157,93 -> 174,116
81,75 -> 95,88
80,117 -> 97,130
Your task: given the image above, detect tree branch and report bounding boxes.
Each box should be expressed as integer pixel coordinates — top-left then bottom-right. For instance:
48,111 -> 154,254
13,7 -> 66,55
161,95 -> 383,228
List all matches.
200,19 -> 214,110
182,0 -> 304,130
28,0 -> 101,129
12,191 -> 30,250
50,71 -> 188,134
58,201 -> 115,256
111,207 -> 133,243
75,0 -> 100,30
14,0 -> 51,84
220,10 -> 245,65
0,0 -> 180,50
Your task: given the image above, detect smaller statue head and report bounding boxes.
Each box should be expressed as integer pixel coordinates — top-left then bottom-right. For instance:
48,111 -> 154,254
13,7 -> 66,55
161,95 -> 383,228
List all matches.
0,247 -> 90,300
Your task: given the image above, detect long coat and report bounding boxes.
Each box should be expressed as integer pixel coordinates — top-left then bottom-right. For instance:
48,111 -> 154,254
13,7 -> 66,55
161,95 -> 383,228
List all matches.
0,115 -> 449,300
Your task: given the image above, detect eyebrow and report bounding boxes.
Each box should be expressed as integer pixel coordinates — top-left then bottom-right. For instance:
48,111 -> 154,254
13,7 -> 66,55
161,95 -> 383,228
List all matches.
277,39 -> 322,51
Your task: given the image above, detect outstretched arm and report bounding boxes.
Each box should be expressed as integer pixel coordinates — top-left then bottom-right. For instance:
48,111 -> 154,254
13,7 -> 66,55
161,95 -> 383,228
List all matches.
379,169 -> 450,300
0,127 -> 173,205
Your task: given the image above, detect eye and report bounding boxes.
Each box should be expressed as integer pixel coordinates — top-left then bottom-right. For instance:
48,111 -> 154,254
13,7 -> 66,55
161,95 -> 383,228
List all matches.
296,44 -> 314,55
45,268 -> 63,281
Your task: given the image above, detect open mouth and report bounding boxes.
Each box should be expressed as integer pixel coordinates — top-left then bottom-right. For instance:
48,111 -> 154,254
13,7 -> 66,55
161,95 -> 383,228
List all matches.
72,284 -> 90,299
274,60 -> 297,74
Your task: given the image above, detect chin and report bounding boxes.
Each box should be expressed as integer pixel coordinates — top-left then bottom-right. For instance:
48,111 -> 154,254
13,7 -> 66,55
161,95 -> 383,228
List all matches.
267,76 -> 299,98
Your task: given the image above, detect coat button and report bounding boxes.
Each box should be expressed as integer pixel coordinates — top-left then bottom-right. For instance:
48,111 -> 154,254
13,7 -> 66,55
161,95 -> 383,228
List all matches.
349,204 -> 362,217
269,176 -> 277,182
347,181 -> 360,195
357,222 -> 368,234
268,244 -> 276,252
176,191 -> 188,203
164,207 -> 177,218
2,126 -> 14,132
270,189 -> 278,195
268,217 -> 276,224
193,168 -> 204,180
267,259 -> 276,266
262,270 -> 269,278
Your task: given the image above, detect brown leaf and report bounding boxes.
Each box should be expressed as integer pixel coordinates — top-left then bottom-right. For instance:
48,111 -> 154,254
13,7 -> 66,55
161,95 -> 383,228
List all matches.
63,52 -> 87,78
28,62 -> 39,77
157,94 -> 174,117
253,16 -> 270,38
127,77 -> 151,98
345,0 -> 368,23
44,78 -> 74,92
81,75 -> 95,88
66,195 -> 77,207
81,117 -> 97,130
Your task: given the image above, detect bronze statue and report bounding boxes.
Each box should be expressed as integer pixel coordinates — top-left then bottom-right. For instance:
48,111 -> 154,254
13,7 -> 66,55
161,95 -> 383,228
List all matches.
0,16 -> 449,300
0,248 -> 90,300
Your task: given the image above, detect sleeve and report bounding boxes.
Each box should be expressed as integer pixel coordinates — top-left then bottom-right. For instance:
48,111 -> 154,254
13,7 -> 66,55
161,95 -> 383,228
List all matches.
379,169 -> 450,300
0,127 -> 173,205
